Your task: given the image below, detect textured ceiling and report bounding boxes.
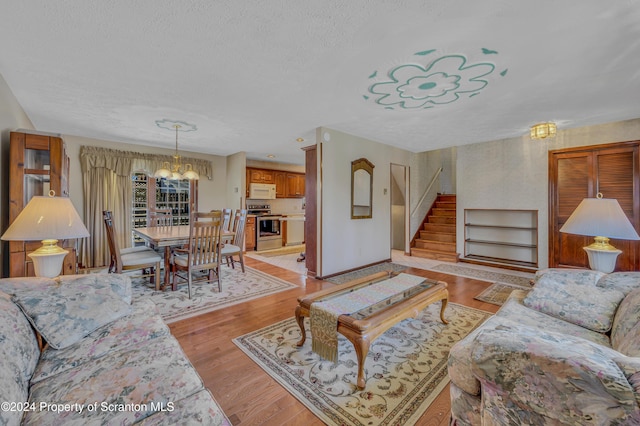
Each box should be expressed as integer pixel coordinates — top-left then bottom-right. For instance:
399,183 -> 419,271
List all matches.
1,1 -> 640,165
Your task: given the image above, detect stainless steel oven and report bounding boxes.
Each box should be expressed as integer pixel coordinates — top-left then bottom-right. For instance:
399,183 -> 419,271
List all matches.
256,215 -> 282,251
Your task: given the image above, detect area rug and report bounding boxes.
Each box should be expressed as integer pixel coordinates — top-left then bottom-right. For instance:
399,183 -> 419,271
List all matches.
430,264 -> 533,287
130,266 -> 297,323
233,302 -> 492,425
474,282 -> 532,306
325,262 -> 408,285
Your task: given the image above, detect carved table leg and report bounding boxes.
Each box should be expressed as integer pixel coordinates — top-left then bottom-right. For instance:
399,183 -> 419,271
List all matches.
350,335 -> 371,390
440,296 -> 449,324
295,306 -> 307,347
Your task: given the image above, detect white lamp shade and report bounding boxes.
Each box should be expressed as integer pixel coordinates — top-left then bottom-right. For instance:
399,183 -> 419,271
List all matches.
1,196 -> 90,241
559,197 -> 640,240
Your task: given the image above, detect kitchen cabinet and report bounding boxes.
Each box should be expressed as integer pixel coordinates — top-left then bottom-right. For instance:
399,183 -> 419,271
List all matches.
9,131 -> 76,277
274,171 -> 287,197
246,167 -> 305,198
286,173 -> 305,198
248,168 -> 275,184
245,216 -> 256,251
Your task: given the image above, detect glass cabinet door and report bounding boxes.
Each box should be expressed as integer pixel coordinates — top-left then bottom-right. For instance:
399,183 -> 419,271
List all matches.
23,147 -> 51,204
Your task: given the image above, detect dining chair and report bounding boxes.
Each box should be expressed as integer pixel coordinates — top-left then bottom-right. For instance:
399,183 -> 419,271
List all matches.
221,208 -> 233,232
103,210 -> 163,290
148,208 -> 173,228
221,209 -> 248,273
171,210 -> 223,298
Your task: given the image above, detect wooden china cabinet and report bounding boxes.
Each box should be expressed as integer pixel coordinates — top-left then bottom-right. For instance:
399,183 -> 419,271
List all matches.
8,131 -> 77,277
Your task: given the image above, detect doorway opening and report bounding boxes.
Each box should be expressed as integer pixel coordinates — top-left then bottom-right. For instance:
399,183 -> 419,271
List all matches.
390,164 -> 409,253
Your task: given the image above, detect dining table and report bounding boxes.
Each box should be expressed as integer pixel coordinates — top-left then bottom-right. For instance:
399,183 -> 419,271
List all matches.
133,225 -> 233,291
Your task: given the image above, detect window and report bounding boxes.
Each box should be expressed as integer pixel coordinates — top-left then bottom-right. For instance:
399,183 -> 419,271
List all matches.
131,172 -> 198,244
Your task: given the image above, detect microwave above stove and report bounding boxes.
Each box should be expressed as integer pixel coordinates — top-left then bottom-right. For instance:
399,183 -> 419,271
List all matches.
249,183 -> 276,200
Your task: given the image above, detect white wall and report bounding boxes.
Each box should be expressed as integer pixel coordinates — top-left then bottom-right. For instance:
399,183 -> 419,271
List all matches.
319,128 -> 411,276
457,117 -> 640,269
226,152 -> 246,210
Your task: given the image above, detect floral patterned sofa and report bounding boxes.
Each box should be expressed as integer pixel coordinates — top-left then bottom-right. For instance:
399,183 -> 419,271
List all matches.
0,273 -> 230,425
448,269 -> 640,425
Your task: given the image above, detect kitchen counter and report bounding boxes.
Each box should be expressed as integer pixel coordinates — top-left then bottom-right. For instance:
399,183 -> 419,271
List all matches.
279,215 -> 305,221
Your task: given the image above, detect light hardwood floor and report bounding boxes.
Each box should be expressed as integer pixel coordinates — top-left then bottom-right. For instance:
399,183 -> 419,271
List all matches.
170,257 -> 501,425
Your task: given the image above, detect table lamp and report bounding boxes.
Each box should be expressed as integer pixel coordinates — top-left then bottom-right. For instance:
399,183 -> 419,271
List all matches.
1,192 -> 90,278
559,193 -> 640,273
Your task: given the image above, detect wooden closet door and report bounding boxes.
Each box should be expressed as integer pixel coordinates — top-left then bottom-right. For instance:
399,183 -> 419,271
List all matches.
595,146 -> 640,270
549,142 -> 639,270
550,151 -> 592,269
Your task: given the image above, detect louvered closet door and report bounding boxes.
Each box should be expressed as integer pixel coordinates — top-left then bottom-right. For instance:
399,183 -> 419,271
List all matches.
549,143 -> 640,270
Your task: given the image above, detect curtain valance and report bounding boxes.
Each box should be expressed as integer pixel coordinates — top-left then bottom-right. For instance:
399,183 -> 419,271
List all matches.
80,146 -> 213,179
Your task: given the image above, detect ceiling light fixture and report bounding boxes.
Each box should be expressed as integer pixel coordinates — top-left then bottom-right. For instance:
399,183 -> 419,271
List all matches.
530,122 -> 557,140
154,120 -> 199,180
296,138 -> 304,142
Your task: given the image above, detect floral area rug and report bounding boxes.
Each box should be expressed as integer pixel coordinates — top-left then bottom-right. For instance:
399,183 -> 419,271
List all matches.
325,262 -> 408,285
430,263 -> 533,287
233,302 -> 492,425
130,266 -> 297,323
474,282 -> 532,306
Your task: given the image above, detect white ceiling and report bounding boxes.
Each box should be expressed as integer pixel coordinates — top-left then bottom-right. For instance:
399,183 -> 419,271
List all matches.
1,1 -> 640,165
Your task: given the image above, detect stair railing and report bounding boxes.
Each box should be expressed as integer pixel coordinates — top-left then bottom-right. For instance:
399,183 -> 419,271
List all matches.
411,167 -> 443,217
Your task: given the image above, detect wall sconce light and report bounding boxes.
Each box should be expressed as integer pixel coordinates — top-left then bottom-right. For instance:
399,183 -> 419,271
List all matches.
530,122 -> 557,140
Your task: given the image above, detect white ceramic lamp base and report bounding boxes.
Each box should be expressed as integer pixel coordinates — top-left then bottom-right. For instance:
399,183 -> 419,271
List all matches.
27,240 -> 69,278
583,246 -> 621,274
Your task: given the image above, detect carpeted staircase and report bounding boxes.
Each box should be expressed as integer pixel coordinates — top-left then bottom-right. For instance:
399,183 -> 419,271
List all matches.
411,194 -> 459,262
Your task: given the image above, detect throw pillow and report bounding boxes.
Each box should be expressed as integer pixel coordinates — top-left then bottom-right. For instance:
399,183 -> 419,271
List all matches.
597,272 -> 640,297
12,281 -> 132,350
611,288 -> 640,356
523,274 -> 625,333
532,268 -> 606,286
56,273 -> 133,304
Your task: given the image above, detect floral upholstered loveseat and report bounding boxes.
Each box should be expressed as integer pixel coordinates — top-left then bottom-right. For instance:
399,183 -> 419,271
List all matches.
0,273 -> 230,425
448,269 -> 640,425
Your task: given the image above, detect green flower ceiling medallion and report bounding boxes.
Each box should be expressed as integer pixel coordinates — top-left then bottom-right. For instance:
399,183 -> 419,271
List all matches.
365,48 -> 507,110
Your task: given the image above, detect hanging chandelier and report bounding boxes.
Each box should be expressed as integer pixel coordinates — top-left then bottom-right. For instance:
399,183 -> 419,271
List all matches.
154,120 -> 199,180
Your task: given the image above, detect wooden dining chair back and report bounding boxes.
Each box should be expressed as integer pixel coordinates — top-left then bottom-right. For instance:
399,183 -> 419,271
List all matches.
221,208 -> 233,232
148,208 -> 173,229
171,210 -> 223,298
103,210 -> 162,289
221,209 -> 248,273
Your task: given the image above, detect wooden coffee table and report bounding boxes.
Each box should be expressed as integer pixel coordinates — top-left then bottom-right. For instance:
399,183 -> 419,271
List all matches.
295,271 -> 448,389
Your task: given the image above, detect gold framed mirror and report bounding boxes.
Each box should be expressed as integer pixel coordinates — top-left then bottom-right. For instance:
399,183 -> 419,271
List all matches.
351,158 -> 374,219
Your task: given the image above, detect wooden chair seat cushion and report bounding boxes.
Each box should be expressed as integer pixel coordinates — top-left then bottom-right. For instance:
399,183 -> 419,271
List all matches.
221,244 -> 241,256
121,251 -> 162,267
121,246 -> 157,255
172,253 -> 218,269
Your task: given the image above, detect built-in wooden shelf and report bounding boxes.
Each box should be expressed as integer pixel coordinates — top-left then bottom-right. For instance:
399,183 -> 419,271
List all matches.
463,209 -> 538,269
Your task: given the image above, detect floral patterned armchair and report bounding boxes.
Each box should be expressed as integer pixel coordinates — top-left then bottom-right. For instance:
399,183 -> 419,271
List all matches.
448,269 -> 640,425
